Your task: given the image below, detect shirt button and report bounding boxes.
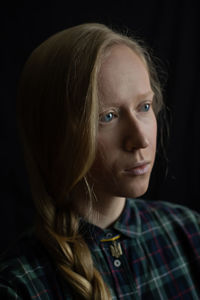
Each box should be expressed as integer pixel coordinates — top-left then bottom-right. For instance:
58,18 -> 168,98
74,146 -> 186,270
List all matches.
106,232 -> 113,238
114,259 -> 121,267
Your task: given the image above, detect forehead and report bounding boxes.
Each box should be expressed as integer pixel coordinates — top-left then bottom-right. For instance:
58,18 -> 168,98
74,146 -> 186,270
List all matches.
98,45 -> 152,106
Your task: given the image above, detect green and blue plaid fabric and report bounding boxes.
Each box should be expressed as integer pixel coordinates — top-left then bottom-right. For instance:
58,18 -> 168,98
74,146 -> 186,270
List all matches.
0,199 -> 200,299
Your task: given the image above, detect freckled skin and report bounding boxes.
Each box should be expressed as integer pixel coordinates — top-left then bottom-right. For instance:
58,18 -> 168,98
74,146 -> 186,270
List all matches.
75,45 -> 157,228
89,46 -> 157,219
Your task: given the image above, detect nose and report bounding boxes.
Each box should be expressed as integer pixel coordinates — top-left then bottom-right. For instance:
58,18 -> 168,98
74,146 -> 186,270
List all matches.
123,115 -> 149,152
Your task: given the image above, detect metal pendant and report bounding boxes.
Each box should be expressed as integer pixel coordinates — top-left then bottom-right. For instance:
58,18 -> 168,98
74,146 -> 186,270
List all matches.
110,241 -> 123,258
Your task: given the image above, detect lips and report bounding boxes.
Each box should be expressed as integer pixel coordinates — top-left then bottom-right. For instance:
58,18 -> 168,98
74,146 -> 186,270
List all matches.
124,161 -> 150,176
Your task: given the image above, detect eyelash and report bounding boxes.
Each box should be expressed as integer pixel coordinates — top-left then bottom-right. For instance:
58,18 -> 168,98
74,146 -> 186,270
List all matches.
140,103 -> 151,112
99,112 -> 117,123
99,102 -> 152,124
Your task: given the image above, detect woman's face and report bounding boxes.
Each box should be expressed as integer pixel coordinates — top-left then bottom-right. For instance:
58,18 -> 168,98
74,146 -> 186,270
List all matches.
90,44 -> 157,200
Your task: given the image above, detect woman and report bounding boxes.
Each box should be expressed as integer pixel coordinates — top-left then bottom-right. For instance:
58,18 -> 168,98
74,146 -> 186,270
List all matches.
0,23 -> 199,299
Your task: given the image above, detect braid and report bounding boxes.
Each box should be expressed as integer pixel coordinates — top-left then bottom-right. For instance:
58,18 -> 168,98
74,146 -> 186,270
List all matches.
21,148 -> 111,299
17,23 -> 163,300
35,201 -> 111,299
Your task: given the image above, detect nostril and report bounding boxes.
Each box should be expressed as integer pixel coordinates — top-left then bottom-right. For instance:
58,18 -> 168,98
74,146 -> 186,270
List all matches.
124,135 -> 149,152
141,137 -> 149,148
124,139 -> 135,152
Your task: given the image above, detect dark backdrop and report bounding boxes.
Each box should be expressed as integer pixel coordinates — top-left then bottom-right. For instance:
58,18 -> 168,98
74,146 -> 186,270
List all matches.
1,0 -> 200,253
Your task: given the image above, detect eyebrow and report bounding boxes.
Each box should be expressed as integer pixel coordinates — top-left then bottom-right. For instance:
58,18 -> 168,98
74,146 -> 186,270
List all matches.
137,90 -> 155,99
99,90 -> 155,109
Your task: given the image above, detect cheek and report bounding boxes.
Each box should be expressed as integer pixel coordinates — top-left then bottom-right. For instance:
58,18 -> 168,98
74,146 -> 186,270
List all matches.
91,143 -> 110,174
89,135 -> 116,180
150,117 -> 157,149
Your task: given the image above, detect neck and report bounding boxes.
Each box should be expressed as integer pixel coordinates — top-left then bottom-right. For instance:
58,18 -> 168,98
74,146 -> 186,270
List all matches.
90,196 -> 126,229
71,186 -> 126,229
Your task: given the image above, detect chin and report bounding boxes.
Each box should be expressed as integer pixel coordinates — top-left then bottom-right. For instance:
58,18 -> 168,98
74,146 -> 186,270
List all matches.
124,187 -> 148,199
115,176 -> 150,199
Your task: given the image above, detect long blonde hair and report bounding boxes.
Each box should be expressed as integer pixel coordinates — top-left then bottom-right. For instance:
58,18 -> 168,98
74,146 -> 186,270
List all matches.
17,23 -> 163,299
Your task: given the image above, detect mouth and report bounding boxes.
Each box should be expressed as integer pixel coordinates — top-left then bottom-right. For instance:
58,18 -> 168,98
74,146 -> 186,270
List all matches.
124,161 -> 151,176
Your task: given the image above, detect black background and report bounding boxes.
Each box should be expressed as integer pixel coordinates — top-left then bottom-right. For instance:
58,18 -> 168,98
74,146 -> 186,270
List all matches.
1,0 -> 200,252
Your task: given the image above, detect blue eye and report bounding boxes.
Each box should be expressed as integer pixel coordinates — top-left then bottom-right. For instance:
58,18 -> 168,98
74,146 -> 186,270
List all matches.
100,112 -> 115,123
141,103 -> 150,112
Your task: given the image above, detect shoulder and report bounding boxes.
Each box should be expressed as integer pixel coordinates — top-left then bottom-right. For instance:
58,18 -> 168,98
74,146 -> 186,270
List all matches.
130,198 -> 200,221
0,230 -> 65,299
0,230 -> 49,277
127,198 -> 200,236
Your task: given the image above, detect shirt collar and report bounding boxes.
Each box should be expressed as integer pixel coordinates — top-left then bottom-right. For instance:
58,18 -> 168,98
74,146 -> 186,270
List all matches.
79,198 -> 141,244
113,198 -> 141,238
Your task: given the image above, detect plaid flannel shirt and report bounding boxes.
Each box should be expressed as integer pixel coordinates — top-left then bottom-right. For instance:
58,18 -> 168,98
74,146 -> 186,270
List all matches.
0,198 -> 200,299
